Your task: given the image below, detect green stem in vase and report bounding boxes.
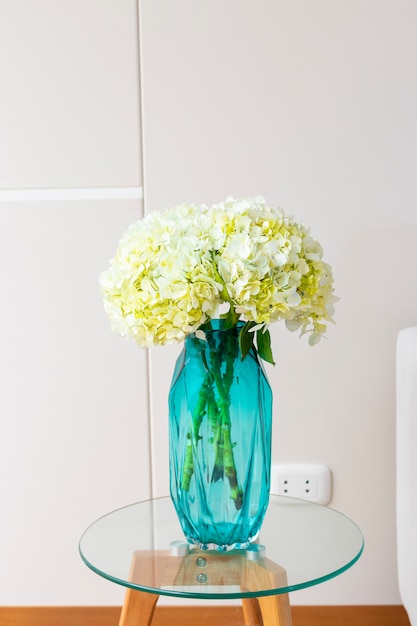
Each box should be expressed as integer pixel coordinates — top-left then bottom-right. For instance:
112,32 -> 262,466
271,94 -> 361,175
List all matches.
222,418 -> 243,510
180,378 -> 209,491
211,394 -> 243,510
208,329 -> 243,510
180,323 -> 244,511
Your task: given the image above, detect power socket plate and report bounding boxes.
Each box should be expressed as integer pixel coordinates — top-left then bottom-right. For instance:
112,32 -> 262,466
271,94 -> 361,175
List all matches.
271,463 -> 332,504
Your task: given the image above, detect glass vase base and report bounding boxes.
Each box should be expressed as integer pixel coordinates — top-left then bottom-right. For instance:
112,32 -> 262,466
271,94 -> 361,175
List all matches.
181,522 -> 261,552
187,534 -> 260,553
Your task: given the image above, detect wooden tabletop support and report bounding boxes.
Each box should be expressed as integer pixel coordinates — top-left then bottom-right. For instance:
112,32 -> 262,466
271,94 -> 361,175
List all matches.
118,548 -> 293,626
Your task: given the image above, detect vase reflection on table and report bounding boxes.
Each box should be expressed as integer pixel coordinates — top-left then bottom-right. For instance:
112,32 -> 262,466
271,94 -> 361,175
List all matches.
99,196 -> 337,551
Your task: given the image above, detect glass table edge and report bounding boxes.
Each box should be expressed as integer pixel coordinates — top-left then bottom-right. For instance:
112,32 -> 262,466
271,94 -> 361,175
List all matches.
79,539 -> 364,600
78,495 -> 365,600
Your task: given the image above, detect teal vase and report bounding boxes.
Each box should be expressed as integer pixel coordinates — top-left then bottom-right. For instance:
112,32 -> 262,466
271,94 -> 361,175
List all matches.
169,320 -> 273,551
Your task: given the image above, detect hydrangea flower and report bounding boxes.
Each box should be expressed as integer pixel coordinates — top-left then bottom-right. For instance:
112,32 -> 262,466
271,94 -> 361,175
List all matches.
100,197 -> 337,358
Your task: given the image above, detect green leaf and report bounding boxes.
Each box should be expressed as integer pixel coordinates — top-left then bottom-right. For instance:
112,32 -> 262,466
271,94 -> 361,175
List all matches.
239,321 -> 256,360
256,328 -> 275,365
223,307 -> 240,329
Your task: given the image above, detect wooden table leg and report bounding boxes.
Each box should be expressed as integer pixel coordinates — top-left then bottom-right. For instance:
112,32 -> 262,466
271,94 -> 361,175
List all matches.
119,588 -> 159,626
242,597 -> 263,625
118,548 -> 293,626
118,549 -> 174,626
257,593 -> 292,626
242,554 -> 293,626
242,594 -> 292,626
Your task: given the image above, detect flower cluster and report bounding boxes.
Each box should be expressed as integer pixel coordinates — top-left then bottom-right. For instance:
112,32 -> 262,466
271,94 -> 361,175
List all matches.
100,196 -> 337,353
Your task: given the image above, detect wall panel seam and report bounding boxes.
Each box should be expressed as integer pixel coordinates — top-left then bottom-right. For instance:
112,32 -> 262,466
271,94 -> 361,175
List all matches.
137,0 -> 155,499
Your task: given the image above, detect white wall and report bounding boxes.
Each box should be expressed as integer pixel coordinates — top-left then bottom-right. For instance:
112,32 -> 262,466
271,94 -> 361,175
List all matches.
0,0 -> 150,606
1,0 -> 417,608
0,202 -> 149,605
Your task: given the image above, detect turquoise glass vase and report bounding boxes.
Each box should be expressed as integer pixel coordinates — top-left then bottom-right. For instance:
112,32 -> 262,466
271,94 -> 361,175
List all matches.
169,320 -> 273,551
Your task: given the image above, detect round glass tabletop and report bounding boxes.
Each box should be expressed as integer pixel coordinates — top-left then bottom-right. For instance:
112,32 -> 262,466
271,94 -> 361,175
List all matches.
79,495 -> 364,599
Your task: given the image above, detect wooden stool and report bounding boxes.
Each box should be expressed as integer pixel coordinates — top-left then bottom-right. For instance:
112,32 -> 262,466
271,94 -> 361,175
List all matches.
119,546 -> 293,626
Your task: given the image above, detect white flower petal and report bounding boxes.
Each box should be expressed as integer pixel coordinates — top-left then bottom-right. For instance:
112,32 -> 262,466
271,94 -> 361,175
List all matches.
248,323 -> 264,333
286,291 -> 302,307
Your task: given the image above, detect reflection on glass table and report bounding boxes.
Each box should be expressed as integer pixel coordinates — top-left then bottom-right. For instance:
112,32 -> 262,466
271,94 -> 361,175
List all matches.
79,495 -> 364,626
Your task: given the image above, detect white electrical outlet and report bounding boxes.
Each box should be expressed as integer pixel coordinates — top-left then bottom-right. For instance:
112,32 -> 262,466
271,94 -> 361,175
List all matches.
271,463 -> 332,504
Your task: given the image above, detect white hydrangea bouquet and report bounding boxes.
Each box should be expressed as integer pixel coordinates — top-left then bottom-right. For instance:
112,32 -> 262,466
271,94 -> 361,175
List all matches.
100,196 -> 337,362
100,197 -> 337,544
